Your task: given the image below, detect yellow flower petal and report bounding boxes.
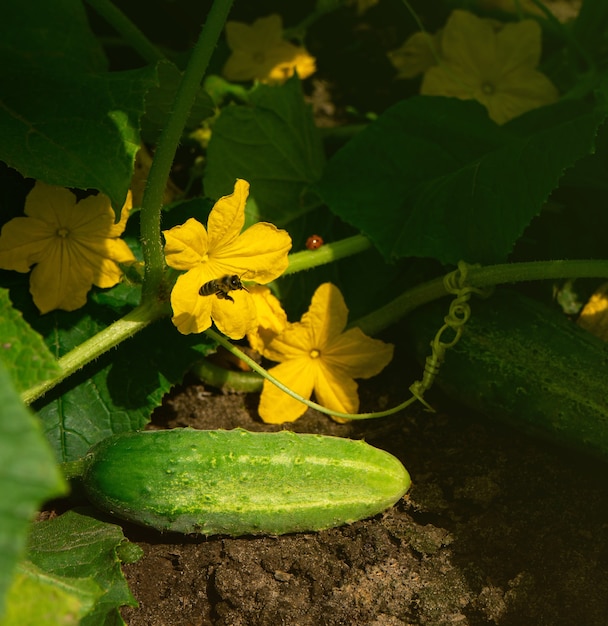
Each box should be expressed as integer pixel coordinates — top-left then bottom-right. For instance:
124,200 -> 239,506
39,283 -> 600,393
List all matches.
324,327 -> 394,380
210,290 -> 257,339
170,267 -> 214,335
314,361 -> 360,418
214,222 -> 292,283
265,46 -> 317,83
163,218 -> 208,271
389,31 -> 440,79
495,19 -> 541,72
0,216 -> 53,272
225,15 -> 283,52
207,179 -> 249,250
440,10 -> 497,76
259,320 -> 311,362
247,286 -> 288,354
301,283 -> 348,350
29,239 -> 95,313
259,359 -> 316,423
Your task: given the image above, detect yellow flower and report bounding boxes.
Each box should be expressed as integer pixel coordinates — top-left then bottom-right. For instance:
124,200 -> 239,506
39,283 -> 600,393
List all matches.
222,15 -> 316,84
0,181 -> 135,314
421,10 -> 559,124
255,282 -> 394,424
163,179 -> 292,338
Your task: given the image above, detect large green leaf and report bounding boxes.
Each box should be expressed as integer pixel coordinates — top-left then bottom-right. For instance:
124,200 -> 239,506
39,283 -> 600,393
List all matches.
315,95 -> 606,265
27,510 -> 139,626
0,288 -> 59,393
0,1 -> 158,210
204,76 -> 325,227
0,361 -> 66,620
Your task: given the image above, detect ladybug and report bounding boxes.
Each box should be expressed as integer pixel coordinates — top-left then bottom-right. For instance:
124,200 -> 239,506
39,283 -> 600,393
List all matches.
305,234 -> 324,250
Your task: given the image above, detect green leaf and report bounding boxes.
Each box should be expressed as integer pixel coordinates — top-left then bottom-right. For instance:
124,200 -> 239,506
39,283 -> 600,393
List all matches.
27,510 -> 139,625
0,360 -> 67,620
315,95 -> 606,265
0,288 -> 60,393
204,76 -> 325,226
31,311 -> 215,462
0,2 -> 158,210
1,561 -> 103,626
141,60 -> 215,142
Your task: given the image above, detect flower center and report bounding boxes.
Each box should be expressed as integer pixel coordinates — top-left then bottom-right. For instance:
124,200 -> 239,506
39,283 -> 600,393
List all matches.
56,227 -> 70,238
481,81 -> 496,95
253,51 -> 266,64
309,349 -> 321,359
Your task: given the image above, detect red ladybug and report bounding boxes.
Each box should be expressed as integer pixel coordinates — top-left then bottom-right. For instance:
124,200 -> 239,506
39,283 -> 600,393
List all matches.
306,234 -> 324,250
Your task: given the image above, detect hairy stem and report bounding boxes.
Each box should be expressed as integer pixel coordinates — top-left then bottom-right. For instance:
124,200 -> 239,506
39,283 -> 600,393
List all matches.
140,0 -> 234,302
21,300 -> 169,405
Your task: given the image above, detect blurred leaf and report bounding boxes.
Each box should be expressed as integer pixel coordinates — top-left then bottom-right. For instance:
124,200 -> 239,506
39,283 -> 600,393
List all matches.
27,510 -> 139,625
315,95 -> 606,265
0,289 -> 59,393
2,561 -> 103,626
0,2 -> 158,210
0,360 -> 67,620
204,76 -> 325,227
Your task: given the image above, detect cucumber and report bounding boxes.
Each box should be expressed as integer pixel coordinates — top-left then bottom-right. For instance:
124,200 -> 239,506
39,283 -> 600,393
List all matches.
406,288 -> 608,459
81,428 -> 410,535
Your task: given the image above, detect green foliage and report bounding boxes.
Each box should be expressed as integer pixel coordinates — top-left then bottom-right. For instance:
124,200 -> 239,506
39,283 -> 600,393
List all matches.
204,76 -> 325,227
314,95 -> 606,265
1,0 -> 608,621
0,289 -> 60,393
24,510 -> 139,625
2,561 -> 104,626
0,2 -> 157,211
0,361 -> 66,620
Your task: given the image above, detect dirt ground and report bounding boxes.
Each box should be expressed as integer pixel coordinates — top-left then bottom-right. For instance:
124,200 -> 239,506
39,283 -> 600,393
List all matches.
118,343 -> 608,626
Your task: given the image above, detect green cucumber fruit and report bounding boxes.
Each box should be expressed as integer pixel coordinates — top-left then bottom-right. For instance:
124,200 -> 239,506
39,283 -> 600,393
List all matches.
81,428 -> 410,535
406,288 -> 608,459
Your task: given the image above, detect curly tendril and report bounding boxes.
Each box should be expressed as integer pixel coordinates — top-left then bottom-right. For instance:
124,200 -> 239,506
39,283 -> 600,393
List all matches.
409,261 -> 492,410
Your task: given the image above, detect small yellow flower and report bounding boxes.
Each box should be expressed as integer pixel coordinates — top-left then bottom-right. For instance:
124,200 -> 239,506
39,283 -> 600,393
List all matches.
222,14 -> 316,84
255,282 -> 394,424
0,181 -> 135,313
421,10 -> 559,124
163,179 -> 292,338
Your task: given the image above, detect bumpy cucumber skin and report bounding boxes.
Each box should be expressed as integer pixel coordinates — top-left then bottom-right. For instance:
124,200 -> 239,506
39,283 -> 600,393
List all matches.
407,289 -> 608,458
82,428 -> 410,535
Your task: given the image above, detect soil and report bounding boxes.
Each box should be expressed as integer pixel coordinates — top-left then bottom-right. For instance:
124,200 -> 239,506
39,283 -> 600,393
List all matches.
118,344 -> 608,626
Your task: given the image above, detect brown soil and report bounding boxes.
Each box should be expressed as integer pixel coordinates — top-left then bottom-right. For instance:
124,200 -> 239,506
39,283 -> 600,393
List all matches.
119,352 -> 608,626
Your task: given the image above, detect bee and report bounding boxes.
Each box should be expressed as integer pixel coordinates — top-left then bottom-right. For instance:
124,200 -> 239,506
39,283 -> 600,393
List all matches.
306,234 -> 324,250
199,274 -> 248,303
